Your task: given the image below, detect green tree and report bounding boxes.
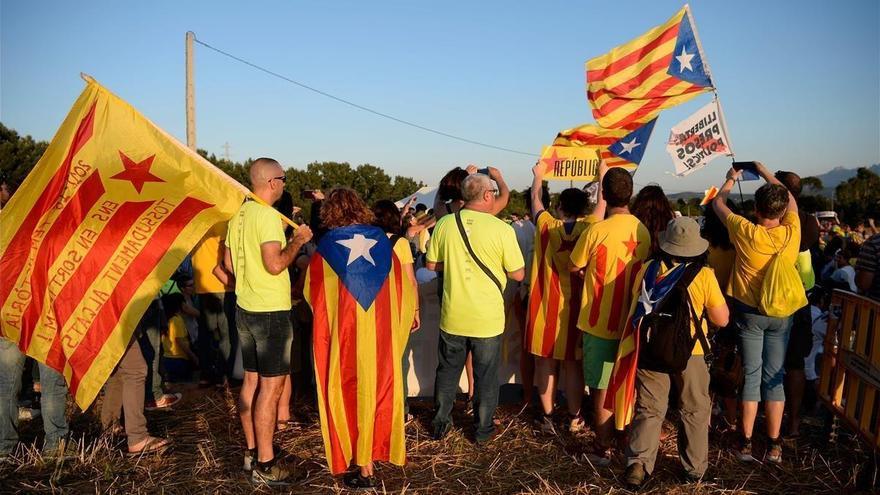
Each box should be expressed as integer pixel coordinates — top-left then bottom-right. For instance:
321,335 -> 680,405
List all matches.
834,167 -> 880,225
0,122 -> 49,191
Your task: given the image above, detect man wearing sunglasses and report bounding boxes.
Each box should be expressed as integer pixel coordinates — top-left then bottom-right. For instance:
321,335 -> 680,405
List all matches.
224,157 -> 312,484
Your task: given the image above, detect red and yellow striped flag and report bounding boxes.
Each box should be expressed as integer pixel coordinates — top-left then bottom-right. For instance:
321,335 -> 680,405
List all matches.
586,5 -> 714,129
0,77 -> 248,408
305,225 -> 416,474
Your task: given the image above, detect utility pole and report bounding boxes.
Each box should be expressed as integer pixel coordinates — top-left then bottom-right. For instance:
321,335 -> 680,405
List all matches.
222,141 -> 232,161
185,31 -> 196,151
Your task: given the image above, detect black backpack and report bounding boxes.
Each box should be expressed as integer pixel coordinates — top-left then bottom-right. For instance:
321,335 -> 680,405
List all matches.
638,262 -> 710,374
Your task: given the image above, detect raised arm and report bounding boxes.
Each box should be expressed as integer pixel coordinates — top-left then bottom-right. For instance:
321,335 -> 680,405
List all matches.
530,162 -> 546,216
488,167 -> 510,215
592,160 -> 609,221
713,167 -> 742,222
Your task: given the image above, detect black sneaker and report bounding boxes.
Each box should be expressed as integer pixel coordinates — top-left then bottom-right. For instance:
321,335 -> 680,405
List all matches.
432,423 -> 451,441
624,462 -> 646,488
343,471 -> 377,490
537,414 -> 557,436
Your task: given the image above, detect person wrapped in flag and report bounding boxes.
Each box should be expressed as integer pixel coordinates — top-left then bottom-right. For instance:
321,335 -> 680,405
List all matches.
525,161 -> 608,434
610,217 -> 728,488
305,188 -> 417,490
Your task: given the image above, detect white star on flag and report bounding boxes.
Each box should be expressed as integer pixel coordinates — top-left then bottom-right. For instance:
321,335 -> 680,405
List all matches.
336,234 -> 378,266
619,138 -> 641,154
676,47 -> 695,73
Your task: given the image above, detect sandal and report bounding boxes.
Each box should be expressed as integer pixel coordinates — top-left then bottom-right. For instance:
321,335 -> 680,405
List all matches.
126,436 -> 170,456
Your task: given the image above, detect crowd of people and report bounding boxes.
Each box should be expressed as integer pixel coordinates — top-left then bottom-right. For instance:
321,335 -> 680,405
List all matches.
0,159 -> 878,490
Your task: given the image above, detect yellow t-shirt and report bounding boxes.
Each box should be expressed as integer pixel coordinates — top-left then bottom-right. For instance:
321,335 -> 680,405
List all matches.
570,213 -> 651,340
707,245 -> 735,293
427,209 -> 525,337
191,222 -> 230,294
417,229 -> 430,254
163,315 -> 190,359
391,236 -> 414,265
655,263 -> 726,355
225,201 -> 292,312
726,211 -> 801,308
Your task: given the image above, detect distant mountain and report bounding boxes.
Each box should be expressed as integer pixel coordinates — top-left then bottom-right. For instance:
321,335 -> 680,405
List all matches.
810,164 -> 880,195
668,164 -> 879,200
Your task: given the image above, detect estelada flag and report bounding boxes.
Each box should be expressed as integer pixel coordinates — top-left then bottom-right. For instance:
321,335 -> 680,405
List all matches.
553,118 -> 657,169
305,225 -> 416,475
526,212 -> 595,360
586,4 -> 714,129
0,76 -> 248,408
604,261 -> 685,430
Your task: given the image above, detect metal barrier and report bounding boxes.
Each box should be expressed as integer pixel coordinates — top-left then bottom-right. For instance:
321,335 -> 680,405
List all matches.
818,289 -> 880,449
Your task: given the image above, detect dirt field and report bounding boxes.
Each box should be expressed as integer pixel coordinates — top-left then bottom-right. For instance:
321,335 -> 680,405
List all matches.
0,384 -> 875,494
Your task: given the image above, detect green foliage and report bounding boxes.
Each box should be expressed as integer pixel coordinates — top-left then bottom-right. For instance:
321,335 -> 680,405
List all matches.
0,122 -> 49,191
834,167 -> 880,224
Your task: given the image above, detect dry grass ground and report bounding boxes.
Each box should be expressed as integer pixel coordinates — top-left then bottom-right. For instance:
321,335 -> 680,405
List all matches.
0,384 -> 875,494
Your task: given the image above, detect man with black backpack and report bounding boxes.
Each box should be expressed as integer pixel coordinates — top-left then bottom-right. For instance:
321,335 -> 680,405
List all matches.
624,217 -> 729,488
426,170 -> 525,444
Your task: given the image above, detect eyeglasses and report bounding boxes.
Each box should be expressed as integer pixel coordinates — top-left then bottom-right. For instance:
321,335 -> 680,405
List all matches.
270,176 -> 286,183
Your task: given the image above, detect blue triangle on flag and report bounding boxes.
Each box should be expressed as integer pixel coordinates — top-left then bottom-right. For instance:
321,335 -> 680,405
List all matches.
608,118 -> 657,165
317,224 -> 391,310
667,12 -> 713,88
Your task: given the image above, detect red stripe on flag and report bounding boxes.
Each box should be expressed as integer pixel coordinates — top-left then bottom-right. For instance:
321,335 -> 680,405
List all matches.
336,279 -> 360,460
586,21 -> 680,83
606,259 -> 628,335
541,268 -> 561,357
309,259 -> 348,474
43,200 -> 155,371
392,249 -> 403,313
588,244 -> 608,327
604,85 -> 704,128
526,226 -> 550,350
589,53 -> 674,100
66,197 -> 212,396
564,271 -> 583,361
590,69 -> 678,117
17,172 -> 105,353
0,101 -> 97,311
372,276 -> 394,460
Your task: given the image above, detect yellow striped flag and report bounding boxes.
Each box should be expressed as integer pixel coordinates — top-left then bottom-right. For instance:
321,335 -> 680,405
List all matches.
553,118 -> 657,169
586,4 -> 714,129
0,77 -> 248,409
305,225 -> 416,474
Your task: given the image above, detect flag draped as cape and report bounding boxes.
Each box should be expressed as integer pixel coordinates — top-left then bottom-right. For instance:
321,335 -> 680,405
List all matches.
305,225 -> 416,474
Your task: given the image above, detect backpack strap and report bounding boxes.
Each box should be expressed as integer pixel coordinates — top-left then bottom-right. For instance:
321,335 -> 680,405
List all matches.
454,210 -> 504,296
675,262 -> 711,354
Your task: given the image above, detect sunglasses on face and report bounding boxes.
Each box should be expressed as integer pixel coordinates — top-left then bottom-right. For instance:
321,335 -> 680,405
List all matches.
270,176 -> 286,184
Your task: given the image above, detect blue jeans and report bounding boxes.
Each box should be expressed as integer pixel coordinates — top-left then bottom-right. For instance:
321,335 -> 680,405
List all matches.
0,339 -> 69,454
734,302 -> 792,402
432,330 -> 501,443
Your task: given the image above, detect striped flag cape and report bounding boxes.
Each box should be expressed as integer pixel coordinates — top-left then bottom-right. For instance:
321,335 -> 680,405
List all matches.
0,77 -> 247,408
305,225 -> 416,475
526,212 -> 595,360
553,118 -> 657,169
586,4 -> 714,129
604,260 -> 686,430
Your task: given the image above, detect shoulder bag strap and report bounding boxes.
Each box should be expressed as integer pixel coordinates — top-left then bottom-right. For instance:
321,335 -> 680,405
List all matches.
455,210 -> 504,296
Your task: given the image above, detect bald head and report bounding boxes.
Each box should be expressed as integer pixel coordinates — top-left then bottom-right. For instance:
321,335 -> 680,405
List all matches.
250,157 -> 285,202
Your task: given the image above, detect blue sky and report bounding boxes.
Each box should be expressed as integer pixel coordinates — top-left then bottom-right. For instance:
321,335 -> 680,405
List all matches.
2,1 -> 878,194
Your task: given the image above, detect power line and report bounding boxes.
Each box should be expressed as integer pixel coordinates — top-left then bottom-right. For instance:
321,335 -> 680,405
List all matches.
192,36 -> 538,157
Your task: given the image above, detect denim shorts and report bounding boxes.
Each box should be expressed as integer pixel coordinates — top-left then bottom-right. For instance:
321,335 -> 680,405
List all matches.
236,307 -> 293,377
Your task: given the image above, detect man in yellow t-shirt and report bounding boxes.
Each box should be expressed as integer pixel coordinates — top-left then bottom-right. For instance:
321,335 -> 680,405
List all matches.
569,167 -> 650,464
712,162 -> 800,465
426,169 -> 524,444
223,158 -> 312,484
191,221 -> 238,385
